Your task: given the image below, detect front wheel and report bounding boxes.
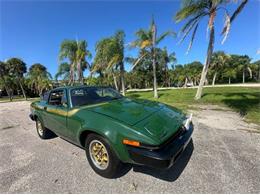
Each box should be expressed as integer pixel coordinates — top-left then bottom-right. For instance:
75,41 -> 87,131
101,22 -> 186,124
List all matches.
85,134 -> 123,178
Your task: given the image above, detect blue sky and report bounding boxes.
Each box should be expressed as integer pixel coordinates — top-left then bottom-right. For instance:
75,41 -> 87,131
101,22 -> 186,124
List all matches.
0,0 -> 259,77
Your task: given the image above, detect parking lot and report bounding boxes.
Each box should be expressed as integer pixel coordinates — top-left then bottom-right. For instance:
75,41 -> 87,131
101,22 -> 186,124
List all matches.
0,101 -> 260,193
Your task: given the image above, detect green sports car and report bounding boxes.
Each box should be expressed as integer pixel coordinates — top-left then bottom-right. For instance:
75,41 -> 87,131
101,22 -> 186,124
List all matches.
29,86 -> 193,178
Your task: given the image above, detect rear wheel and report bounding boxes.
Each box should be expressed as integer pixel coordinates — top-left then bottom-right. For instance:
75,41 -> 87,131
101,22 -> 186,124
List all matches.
85,133 -> 123,178
36,118 -> 52,139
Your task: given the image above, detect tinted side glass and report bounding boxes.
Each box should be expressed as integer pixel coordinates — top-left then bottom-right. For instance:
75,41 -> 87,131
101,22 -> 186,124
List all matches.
48,90 -> 64,106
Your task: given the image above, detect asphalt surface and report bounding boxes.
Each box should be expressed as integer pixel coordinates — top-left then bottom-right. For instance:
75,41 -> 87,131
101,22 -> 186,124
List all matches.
0,101 -> 260,193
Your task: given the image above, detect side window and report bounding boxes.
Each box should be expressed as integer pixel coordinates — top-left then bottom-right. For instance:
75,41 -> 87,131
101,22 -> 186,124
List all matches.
42,92 -> 50,102
102,88 -> 118,97
48,90 -> 65,106
96,88 -> 116,98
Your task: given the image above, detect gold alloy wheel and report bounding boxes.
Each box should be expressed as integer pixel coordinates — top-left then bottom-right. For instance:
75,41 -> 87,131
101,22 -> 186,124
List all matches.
89,140 -> 109,170
37,120 -> 44,136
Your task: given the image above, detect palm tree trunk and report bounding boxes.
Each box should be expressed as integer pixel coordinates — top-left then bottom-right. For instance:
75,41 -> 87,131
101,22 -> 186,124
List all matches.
195,20 -> 215,100
69,63 -> 74,86
4,86 -> 12,101
242,68 -> 245,83
229,77 -> 231,84
152,51 -> 158,98
152,22 -> 158,99
10,90 -> 13,101
77,61 -> 84,85
184,77 -> 188,88
1,78 -> 12,101
120,62 -> 125,96
18,79 -> 27,100
212,72 -> 217,86
40,87 -> 44,96
112,72 -> 118,91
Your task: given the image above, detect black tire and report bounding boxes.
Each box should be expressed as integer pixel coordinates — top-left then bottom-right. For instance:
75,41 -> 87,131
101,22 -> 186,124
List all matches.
85,133 -> 123,178
35,118 -> 52,139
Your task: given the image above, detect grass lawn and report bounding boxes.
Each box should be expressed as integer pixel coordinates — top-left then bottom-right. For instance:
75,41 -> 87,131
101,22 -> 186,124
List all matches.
127,87 -> 260,125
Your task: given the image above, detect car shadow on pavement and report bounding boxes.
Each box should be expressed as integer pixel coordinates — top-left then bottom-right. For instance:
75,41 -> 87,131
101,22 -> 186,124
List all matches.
129,139 -> 194,182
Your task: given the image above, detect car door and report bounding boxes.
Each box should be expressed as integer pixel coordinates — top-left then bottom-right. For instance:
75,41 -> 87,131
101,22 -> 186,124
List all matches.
44,89 -> 68,138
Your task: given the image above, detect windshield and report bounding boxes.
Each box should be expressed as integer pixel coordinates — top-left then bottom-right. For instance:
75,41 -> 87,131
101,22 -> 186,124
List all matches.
70,87 -> 123,107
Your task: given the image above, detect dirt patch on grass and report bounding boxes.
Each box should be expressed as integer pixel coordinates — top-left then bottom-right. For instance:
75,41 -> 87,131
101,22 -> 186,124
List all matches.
190,104 -> 260,133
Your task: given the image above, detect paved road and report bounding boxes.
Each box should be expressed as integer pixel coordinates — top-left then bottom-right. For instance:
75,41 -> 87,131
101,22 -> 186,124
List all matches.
0,101 -> 260,193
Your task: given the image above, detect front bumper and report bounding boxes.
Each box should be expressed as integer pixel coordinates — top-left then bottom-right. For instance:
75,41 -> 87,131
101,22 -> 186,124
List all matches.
127,123 -> 193,169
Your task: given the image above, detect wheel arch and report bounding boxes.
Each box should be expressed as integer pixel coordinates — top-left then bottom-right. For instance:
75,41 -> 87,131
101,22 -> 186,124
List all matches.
78,129 -> 126,162
79,129 -> 103,148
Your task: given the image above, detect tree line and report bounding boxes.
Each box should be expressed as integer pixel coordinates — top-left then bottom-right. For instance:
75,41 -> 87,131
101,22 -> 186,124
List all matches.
1,51 -> 259,100
1,0 -> 255,101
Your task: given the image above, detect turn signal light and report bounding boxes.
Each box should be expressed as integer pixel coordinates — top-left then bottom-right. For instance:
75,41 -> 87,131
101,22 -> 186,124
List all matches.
123,139 -> 140,147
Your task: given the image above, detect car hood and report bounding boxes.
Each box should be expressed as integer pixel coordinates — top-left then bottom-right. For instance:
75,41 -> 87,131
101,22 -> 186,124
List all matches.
87,98 -> 162,126
87,98 -> 185,143
133,105 -> 185,142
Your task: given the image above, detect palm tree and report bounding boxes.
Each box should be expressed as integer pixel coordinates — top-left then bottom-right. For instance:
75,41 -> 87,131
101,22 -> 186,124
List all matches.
210,51 -> 230,85
0,61 -> 13,101
6,58 -> 27,100
59,39 -> 91,85
59,40 -> 77,85
229,54 -> 252,83
114,31 -> 126,96
160,48 -> 176,87
76,40 -> 92,84
131,17 -> 175,98
238,56 -> 252,83
222,67 -> 236,84
92,31 -> 126,94
92,38 -> 118,88
27,63 -> 52,96
55,62 -> 70,81
175,0 -> 248,100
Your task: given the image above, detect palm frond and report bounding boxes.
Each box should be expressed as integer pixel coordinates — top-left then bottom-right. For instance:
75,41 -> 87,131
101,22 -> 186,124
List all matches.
136,29 -> 150,41
131,53 -> 148,70
180,12 -> 207,33
141,40 -> 152,49
175,2 -> 208,22
128,41 -> 140,49
247,66 -> 252,78
221,0 -> 248,34
230,0 -> 248,22
221,12 -> 231,44
107,55 -> 120,69
90,64 -> 100,74
178,19 -> 199,45
186,23 -> 199,54
124,57 -> 136,64
156,31 -> 176,45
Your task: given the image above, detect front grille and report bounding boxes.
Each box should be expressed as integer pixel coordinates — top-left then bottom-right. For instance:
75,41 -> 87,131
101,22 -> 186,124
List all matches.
157,125 -> 186,149
140,125 -> 186,150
